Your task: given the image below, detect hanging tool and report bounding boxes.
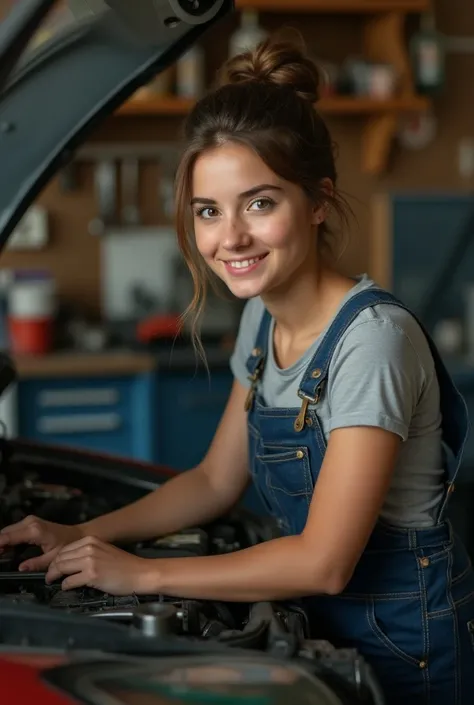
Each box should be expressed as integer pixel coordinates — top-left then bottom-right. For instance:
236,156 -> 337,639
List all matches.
121,157 -> 141,226
88,159 -> 117,236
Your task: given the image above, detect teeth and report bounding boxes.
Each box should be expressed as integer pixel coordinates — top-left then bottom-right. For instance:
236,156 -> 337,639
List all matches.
228,256 -> 263,269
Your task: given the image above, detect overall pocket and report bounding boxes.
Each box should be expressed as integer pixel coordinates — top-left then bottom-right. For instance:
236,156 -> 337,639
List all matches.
256,445 -> 313,535
366,595 -> 426,667
247,431 -> 274,517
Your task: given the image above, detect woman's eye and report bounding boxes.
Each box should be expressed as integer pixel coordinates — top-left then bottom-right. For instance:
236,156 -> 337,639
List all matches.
249,198 -> 274,212
195,207 -> 218,219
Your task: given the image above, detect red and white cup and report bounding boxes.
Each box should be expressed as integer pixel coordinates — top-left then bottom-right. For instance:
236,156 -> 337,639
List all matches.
7,276 -> 56,355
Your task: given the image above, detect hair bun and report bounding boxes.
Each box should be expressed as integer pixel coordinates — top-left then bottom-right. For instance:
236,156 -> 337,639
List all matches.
219,37 -> 321,104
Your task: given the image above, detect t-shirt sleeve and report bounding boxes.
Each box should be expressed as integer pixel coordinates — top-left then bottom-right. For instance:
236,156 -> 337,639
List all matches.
327,319 -> 426,441
229,297 -> 266,389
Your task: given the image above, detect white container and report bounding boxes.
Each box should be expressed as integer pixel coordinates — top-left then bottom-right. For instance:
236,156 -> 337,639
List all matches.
176,45 -> 205,99
8,277 -> 56,320
229,10 -> 268,58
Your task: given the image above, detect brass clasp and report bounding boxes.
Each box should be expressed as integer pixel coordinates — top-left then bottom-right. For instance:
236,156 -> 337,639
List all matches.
294,384 -> 323,432
244,360 -> 264,412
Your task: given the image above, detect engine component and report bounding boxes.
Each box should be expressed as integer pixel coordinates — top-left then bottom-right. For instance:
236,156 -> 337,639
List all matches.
132,602 -> 178,638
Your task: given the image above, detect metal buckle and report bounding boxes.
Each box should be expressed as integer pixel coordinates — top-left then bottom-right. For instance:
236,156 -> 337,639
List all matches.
294,386 -> 323,433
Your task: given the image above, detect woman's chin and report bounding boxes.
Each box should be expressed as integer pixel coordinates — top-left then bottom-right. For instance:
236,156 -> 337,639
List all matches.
225,276 -> 268,300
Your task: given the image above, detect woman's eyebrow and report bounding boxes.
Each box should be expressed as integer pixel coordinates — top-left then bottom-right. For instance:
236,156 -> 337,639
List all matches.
190,184 -> 283,206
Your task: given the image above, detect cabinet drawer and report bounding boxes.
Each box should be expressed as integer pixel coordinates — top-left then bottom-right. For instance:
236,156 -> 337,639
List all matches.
18,372 -> 155,461
37,387 -> 120,408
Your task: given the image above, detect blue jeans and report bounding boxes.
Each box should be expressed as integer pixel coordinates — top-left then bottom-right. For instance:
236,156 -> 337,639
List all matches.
245,287 -> 474,704
301,521 -> 474,705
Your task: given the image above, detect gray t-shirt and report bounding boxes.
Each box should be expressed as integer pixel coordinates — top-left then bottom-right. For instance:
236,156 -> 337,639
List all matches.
230,274 -> 445,528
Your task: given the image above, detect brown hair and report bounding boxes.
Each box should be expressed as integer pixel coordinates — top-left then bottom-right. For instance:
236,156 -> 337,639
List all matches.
175,37 -> 351,354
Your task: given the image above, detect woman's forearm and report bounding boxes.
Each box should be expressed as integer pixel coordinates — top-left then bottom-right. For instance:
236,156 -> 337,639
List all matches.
140,535 -> 346,602
78,465 -> 237,544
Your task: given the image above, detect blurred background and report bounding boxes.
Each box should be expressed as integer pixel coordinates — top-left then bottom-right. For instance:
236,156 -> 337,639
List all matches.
0,1 -> 473,544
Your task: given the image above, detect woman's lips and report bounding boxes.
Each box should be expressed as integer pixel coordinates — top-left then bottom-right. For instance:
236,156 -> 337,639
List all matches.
222,253 -> 268,276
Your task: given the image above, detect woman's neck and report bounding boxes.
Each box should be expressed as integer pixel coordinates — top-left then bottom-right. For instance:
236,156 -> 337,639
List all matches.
262,261 -> 355,343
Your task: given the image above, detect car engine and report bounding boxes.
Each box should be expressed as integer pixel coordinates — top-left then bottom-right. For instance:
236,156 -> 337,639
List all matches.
0,447 -> 385,704
0,467 -> 269,628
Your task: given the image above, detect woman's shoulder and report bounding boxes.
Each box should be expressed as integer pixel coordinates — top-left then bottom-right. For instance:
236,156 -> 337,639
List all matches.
334,281 -> 436,386
345,276 -> 429,351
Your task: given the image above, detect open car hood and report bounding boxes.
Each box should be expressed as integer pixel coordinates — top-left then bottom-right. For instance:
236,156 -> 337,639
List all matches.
0,0 -> 233,251
0,6 -> 388,702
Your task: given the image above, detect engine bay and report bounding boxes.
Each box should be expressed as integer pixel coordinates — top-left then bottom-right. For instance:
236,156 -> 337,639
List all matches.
0,462 -> 274,637
0,444 -> 384,704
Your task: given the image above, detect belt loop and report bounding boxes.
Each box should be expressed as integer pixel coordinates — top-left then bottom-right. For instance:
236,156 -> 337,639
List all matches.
408,529 -> 417,550
447,519 -> 453,543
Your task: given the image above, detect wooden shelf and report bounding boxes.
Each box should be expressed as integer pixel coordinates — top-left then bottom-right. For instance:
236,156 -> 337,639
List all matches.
319,95 -> 429,114
116,93 -> 430,176
114,4 -> 431,176
235,0 -> 430,12
116,96 -> 194,116
117,95 -> 429,117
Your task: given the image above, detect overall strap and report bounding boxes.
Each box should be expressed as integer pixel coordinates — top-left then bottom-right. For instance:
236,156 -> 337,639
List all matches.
295,289 -> 469,492
244,308 -> 272,411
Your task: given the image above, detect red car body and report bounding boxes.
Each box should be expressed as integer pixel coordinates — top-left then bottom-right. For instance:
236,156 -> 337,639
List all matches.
1,655 -> 73,705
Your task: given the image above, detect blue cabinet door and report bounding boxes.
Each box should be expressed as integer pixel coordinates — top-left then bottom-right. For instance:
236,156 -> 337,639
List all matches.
389,193 -> 474,485
17,372 -> 156,462
155,368 -> 270,516
390,193 -> 474,319
155,370 -> 232,470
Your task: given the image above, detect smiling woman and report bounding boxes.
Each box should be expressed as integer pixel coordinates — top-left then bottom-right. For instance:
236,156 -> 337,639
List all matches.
174,37 -> 351,341
191,146 -> 321,300
0,34 -> 473,705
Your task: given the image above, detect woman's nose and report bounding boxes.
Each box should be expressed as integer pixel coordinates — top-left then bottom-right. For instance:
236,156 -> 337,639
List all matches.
221,217 -> 251,250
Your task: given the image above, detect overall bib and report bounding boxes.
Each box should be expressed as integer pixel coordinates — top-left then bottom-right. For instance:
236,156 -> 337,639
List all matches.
245,288 -> 474,705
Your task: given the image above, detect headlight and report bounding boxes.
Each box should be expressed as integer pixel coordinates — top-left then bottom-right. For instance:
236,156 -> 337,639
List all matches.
166,0 -> 227,25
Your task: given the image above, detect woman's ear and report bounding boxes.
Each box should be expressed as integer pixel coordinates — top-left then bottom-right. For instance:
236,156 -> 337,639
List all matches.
311,178 -> 334,225
312,203 -> 327,226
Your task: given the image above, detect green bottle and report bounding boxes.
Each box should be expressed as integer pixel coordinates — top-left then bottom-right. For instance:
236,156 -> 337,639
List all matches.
410,12 -> 445,95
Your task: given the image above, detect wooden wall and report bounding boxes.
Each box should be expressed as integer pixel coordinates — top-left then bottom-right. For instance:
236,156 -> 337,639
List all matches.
1,0 -> 473,317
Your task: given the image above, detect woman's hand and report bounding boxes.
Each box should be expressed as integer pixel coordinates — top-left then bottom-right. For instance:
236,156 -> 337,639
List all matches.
0,515 -> 84,571
45,536 -> 156,595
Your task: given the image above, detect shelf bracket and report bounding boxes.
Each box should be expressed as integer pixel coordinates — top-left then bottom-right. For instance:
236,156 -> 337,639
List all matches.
362,113 -> 398,175
361,11 -> 425,174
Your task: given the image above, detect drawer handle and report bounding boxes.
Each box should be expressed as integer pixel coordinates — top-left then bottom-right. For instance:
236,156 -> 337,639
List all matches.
37,412 -> 121,435
38,388 -> 119,408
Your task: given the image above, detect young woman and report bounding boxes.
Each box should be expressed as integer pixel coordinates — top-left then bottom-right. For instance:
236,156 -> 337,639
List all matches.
0,39 -> 473,704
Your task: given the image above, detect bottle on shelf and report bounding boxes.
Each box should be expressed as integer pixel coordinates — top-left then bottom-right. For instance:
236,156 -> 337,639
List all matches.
176,44 -> 205,99
228,10 -> 268,58
410,12 -> 445,95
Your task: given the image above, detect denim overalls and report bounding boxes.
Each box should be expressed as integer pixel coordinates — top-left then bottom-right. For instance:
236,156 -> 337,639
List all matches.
245,288 -> 474,705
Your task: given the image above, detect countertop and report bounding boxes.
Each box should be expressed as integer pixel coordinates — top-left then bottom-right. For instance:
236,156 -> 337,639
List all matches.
11,349 -> 474,382
13,350 -> 157,378
12,344 -> 233,379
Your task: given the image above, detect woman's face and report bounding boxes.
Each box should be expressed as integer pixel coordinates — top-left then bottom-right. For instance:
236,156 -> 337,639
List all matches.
191,142 -> 324,301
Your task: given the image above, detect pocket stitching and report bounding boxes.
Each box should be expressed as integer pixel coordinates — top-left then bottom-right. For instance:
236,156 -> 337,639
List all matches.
451,559 -> 473,586
366,597 -> 423,668
256,448 -> 312,492
419,544 -> 453,565
258,451 -> 303,463
248,421 -> 259,439
265,471 -> 288,531
264,450 -> 312,497
468,620 -> 474,652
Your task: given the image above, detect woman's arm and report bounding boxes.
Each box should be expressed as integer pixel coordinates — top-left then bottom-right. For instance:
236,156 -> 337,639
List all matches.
47,424 -> 400,598
46,317 -> 418,597
140,425 -> 400,600
78,380 -> 252,543
0,381 -> 251,574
